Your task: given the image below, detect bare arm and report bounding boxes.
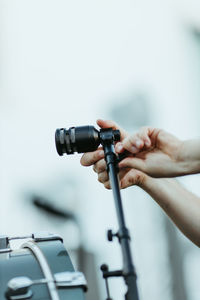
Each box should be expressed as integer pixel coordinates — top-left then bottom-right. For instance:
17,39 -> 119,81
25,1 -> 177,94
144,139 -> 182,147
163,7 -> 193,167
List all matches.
141,177 -> 200,247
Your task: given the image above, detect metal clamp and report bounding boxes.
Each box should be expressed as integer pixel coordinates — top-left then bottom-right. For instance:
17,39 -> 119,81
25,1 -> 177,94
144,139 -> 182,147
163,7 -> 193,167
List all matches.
6,277 -> 33,300
55,271 -> 87,291
0,232 -> 63,254
0,236 -> 11,254
6,272 -> 87,299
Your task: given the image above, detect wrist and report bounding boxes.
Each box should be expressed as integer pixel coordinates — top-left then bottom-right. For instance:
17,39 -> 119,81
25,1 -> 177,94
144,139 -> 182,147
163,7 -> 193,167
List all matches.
178,140 -> 200,175
139,173 -> 154,190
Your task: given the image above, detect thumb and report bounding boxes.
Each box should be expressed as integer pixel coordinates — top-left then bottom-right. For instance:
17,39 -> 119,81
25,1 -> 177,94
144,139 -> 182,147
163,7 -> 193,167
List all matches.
119,157 -> 146,173
120,169 -> 147,188
96,119 -> 127,140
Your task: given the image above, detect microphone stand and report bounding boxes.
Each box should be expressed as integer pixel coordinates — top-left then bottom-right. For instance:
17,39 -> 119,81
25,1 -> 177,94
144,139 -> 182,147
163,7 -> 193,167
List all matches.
99,129 -> 139,300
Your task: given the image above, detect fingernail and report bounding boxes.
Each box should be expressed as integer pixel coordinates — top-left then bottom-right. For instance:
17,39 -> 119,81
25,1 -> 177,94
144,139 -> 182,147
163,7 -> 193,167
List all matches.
116,144 -> 123,152
131,146 -> 138,153
136,140 -> 142,148
99,150 -> 104,157
120,181 -> 124,189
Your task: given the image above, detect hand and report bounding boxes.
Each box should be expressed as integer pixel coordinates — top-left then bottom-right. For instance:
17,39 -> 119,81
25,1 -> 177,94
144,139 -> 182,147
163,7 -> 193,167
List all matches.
80,119 -> 147,189
80,119 -> 128,169
115,126 -> 186,178
96,165 -> 147,189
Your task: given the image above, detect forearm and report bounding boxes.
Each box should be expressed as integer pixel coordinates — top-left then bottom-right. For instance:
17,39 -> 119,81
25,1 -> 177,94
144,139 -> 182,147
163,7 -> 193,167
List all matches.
141,177 -> 200,247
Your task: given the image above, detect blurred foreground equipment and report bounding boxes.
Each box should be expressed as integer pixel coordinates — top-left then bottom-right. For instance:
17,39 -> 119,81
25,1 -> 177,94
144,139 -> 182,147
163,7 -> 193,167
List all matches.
31,194 -> 101,300
0,233 -> 86,300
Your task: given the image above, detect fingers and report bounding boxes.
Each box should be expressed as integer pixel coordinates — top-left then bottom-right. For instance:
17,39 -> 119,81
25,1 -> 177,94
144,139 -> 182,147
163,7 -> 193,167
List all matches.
80,148 -> 104,166
93,158 -> 107,173
80,120 -> 151,190
118,156 -> 146,173
94,160 -> 109,186
116,126 -> 155,154
96,119 -> 128,140
81,119 -> 128,167
104,181 -> 111,190
116,135 -> 144,154
98,170 -> 109,184
98,169 -> 128,190
138,127 -> 153,147
81,119 -> 128,166
120,169 -> 147,189
98,168 -> 147,190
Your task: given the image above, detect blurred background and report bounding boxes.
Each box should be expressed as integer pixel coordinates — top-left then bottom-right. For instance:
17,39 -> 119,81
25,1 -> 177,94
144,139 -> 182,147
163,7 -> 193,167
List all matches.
1,0 -> 200,299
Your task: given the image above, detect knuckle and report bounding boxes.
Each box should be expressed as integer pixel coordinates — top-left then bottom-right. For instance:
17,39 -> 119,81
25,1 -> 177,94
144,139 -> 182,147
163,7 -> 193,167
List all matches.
82,153 -> 94,166
94,162 -> 101,173
104,182 -> 111,189
80,154 -> 88,166
83,150 -> 101,166
97,160 -> 106,173
94,151 -> 100,161
98,174 -> 103,183
98,171 -> 108,183
139,126 -> 149,136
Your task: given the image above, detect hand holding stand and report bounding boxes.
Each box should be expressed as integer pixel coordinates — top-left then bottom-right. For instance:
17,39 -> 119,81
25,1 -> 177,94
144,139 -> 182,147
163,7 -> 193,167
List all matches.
99,128 -> 139,300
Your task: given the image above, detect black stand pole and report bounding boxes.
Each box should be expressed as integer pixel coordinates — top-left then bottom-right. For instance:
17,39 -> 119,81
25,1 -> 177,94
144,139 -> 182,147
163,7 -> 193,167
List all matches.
55,124 -> 140,300
100,129 -> 139,300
